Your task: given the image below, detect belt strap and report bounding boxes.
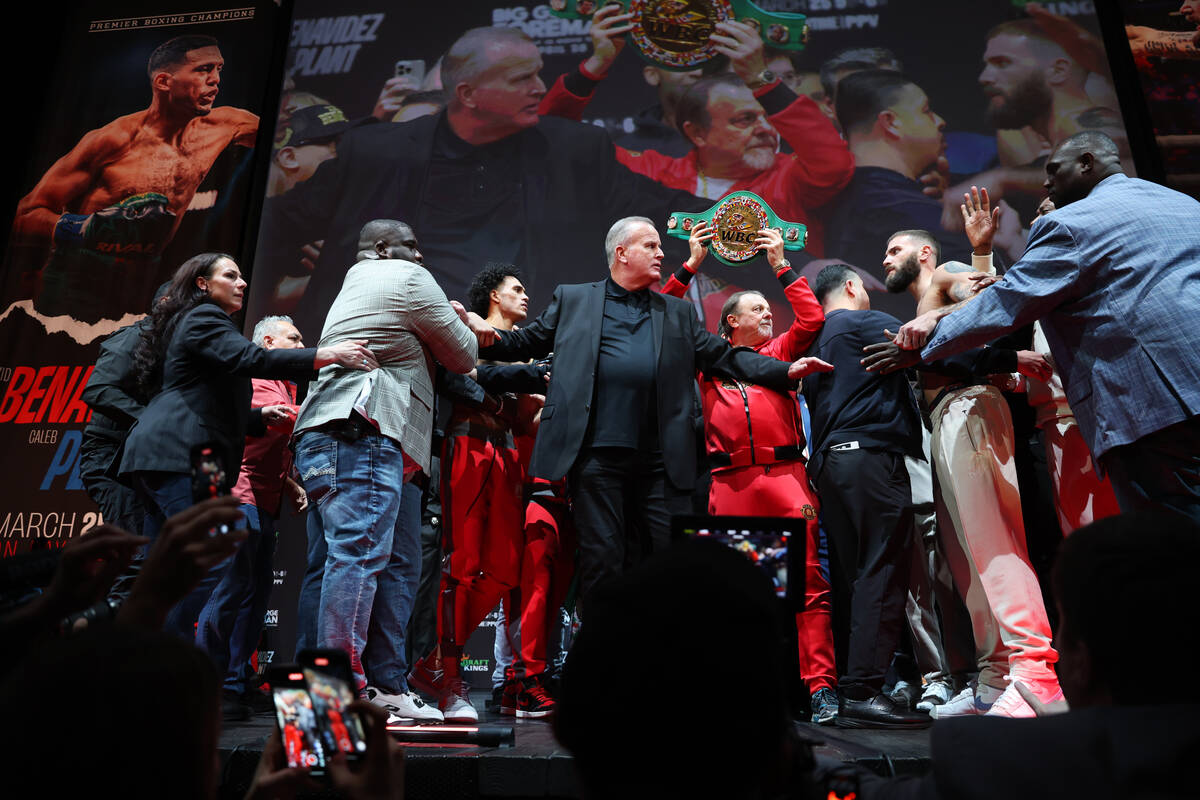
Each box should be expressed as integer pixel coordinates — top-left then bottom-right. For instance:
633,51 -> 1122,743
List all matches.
710,444 -> 804,469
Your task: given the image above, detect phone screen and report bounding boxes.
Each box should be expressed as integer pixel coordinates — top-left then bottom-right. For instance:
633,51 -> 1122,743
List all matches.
304,668 -> 368,757
272,683 -> 328,774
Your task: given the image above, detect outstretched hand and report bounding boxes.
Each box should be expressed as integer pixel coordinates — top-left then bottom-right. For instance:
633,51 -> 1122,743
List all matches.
787,357 -> 834,381
45,525 -> 147,619
118,496 -> 246,630
961,185 -> 1001,254
894,313 -> 939,351
861,331 -> 922,374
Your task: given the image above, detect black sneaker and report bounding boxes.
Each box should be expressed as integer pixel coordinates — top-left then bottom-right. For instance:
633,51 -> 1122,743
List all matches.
221,689 -> 253,722
240,687 -> 275,714
515,676 -> 555,719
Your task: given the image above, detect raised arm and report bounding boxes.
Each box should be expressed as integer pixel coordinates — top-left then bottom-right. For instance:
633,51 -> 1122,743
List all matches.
479,287 -> 562,363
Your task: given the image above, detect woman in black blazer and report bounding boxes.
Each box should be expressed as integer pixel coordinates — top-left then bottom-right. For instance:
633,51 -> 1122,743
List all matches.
119,252 -> 376,542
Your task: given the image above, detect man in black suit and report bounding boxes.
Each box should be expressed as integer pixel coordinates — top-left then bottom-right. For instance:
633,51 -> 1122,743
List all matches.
474,216 -> 830,602
258,25 -> 707,340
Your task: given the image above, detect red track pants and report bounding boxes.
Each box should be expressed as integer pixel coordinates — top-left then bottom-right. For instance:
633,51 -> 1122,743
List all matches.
708,460 -> 837,693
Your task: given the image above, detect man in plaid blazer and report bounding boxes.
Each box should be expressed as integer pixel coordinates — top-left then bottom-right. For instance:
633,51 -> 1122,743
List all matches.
901,131 -> 1200,521
292,219 -> 478,720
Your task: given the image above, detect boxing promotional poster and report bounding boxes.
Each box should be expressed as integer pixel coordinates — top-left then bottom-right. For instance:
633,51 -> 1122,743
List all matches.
0,1 -> 287,558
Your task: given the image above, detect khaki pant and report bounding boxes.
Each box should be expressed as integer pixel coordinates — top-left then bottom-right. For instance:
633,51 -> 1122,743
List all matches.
931,385 -> 1057,689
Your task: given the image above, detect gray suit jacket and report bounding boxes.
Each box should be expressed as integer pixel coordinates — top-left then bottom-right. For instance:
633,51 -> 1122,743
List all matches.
294,258 -> 477,473
923,174 -> 1200,459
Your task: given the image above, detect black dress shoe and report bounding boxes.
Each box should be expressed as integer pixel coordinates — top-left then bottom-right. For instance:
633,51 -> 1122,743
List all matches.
836,693 -> 933,729
221,689 -> 253,722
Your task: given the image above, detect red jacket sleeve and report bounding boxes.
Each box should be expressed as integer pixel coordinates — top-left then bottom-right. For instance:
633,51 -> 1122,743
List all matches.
759,272 -> 824,361
757,83 -> 855,210
658,264 -> 694,297
538,72 -> 592,121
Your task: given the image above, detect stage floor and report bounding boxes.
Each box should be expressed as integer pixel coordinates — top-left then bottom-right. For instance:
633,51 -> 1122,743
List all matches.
218,703 -> 932,799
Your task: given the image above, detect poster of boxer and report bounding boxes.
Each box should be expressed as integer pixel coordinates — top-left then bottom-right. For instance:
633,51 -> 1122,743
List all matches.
0,2 -> 287,558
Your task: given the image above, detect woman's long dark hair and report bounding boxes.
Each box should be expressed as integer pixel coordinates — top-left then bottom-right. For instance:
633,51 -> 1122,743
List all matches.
132,252 -> 234,399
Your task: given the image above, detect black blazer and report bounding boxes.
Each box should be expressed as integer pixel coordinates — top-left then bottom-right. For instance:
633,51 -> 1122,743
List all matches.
261,112 -> 707,339
81,320 -> 149,442
481,281 -> 795,490
118,302 -> 316,478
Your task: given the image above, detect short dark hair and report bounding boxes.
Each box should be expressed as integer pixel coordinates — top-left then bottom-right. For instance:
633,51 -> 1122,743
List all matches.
887,229 -> 941,265
819,46 -> 902,99
467,263 -> 524,317
835,69 -> 914,137
717,290 -> 764,338
814,263 -> 858,304
357,219 -> 411,253
1053,510 -> 1200,705
675,73 -> 746,139
147,35 -> 219,80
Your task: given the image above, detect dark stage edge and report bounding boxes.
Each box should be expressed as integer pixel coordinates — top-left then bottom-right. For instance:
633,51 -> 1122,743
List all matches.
217,706 -> 931,799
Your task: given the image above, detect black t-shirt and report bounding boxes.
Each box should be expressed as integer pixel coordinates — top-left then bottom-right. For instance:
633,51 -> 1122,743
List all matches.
585,279 -> 659,450
417,117 -> 526,282
802,308 -> 925,479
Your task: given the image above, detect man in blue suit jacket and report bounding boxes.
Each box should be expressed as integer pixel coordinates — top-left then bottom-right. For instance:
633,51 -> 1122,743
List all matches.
895,131 -> 1200,521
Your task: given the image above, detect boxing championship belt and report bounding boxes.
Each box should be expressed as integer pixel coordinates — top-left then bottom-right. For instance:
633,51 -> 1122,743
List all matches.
53,192 -> 176,258
548,0 -> 808,70
665,191 -> 807,266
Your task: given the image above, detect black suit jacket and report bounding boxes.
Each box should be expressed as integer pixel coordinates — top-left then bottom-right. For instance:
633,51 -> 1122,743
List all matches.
260,113 -> 707,338
118,302 -> 316,478
81,320 -> 149,443
481,281 -> 795,489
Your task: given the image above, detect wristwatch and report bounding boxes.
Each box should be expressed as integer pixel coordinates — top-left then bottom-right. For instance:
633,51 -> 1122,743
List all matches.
746,69 -> 776,90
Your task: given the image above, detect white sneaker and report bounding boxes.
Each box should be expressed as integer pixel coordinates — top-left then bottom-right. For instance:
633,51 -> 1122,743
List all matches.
440,677 -> 479,723
930,682 -> 1002,719
916,679 -> 954,712
365,685 -> 445,723
985,680 -> 1063,719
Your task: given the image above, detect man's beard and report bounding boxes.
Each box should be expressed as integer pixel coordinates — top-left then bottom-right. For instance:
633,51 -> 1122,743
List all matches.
885,253 -> 921,294
742,140 -> 778,172
984,73 -> 1052,130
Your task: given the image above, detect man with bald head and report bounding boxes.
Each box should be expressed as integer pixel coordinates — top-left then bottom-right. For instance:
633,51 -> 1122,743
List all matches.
292,218 -> 479,723
469,216 -> 829,608
261,25 -> 704,339
898,131 -> 1200,523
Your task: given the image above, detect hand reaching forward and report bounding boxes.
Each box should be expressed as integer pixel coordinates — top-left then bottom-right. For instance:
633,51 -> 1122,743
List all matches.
787,357 -> 834,380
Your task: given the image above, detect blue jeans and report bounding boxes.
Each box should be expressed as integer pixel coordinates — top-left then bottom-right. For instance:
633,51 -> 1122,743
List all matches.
196,504 -> 277,693
135,471 -> 218,640
294,430 -> 422,692
295,506 -> 327,653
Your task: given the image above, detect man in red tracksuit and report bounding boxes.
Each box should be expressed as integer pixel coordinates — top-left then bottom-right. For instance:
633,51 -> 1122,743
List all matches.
538,11 -> 853,256
661,221 -> 842,724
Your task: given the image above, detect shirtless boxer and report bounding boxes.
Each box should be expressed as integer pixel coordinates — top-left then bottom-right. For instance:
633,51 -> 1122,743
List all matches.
871,211 -> 1062,718
12,34 -> 258,323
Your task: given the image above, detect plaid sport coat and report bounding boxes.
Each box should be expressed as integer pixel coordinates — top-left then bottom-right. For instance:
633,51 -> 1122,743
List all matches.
923,174 -> 1200,459
293,258 -> 477,473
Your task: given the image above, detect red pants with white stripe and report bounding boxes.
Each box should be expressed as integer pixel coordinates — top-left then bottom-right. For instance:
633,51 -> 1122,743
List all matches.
436,434 -> 524,669
709,460 -> 837,693
517,491 -> 576,677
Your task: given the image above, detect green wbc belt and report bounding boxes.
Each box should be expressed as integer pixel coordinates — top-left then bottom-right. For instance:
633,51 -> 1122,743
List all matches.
548,0 -> 808,71
666,191 -> 807,266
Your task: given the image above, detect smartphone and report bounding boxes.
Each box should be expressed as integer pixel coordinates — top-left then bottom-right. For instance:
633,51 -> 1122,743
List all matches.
268,666 -> 329,775
190,442 -> 231,504
190,442 -> 238,535
297,649 -> 368,760
394,59 -> 426,84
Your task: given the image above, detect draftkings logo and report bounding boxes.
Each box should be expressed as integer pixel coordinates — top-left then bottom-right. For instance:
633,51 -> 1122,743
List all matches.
461,658 -> 490,673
